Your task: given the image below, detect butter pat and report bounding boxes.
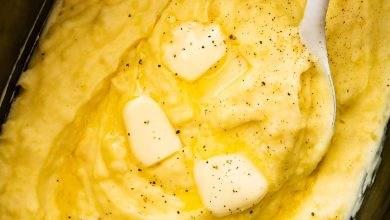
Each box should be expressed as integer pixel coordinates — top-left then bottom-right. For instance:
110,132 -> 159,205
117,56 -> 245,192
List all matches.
123,96 -> 181,167
163,22 -> 227,81
194,154 -> 268,217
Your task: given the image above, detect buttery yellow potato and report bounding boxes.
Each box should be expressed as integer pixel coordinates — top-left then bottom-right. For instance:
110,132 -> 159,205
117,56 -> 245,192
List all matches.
0,0 -> 389,219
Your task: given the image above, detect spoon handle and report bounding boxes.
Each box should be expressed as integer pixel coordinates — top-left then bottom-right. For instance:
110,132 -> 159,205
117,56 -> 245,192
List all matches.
299,0 -> 336,126
299,0 -> 330,75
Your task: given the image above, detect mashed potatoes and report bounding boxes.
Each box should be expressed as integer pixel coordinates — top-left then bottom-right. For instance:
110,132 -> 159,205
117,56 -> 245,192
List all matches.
0,0 -> 389,219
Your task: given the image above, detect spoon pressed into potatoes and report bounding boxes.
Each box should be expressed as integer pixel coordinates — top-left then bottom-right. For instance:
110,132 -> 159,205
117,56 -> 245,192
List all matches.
299,0 -> 336,126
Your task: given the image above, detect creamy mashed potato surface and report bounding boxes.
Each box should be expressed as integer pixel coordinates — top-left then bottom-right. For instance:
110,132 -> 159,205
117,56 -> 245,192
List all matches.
0,0 -> 389,219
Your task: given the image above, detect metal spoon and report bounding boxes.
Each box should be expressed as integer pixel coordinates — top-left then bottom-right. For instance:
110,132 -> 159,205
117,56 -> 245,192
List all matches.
299,0 -> 336,126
